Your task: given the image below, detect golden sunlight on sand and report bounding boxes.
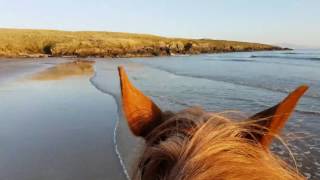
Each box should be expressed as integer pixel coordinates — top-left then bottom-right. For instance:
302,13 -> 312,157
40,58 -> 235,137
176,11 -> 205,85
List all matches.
31,60 -> 95,80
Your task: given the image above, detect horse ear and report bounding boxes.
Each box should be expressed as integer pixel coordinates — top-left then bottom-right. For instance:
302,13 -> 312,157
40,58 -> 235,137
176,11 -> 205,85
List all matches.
249,85 -> 308,148
118,66 -> 162,137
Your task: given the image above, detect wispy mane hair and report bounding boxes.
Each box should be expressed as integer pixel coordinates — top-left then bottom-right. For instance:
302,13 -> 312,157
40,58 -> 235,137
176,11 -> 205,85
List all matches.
134,107 -> 304,180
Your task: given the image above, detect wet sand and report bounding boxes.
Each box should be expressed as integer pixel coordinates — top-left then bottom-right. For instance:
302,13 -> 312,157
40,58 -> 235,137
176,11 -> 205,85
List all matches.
31,60 -> 95,81
0,59 -> 126,180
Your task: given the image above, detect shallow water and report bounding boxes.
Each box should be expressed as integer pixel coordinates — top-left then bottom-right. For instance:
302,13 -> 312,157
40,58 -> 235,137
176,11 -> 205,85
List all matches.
91,49 -> 320,179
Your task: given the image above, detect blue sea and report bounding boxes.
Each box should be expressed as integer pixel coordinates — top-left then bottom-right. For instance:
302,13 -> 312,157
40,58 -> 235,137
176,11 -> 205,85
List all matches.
0,49 -> 319,179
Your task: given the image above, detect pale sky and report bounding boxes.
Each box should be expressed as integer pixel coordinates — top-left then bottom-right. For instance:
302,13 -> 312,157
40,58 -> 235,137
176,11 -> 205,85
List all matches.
0,0 -> 319,48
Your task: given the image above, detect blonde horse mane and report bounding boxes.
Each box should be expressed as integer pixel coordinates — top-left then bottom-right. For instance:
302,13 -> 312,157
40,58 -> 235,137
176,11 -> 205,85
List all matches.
134,108 -> 304,180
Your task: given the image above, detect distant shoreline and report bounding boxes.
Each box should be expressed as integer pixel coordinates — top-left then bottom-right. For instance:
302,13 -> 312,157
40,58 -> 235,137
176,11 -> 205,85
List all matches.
0,28 -> 290,59
0,49 -> 291,59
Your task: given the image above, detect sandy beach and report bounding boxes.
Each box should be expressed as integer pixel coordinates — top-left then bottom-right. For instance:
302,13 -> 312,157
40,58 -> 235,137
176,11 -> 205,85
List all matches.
0,59 -> 126,180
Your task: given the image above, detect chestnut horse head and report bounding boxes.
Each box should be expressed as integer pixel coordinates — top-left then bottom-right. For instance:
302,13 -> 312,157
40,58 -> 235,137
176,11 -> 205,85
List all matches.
118,66 -> 307,180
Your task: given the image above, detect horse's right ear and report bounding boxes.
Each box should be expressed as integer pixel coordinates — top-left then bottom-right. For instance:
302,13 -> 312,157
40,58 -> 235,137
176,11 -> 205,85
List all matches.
118,66 -> 162,137
248,85 -> 308,149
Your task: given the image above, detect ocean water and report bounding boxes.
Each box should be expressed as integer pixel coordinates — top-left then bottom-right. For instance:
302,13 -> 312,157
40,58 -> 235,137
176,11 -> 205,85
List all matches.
91,49 -> 320,179
0,49 -> 319,179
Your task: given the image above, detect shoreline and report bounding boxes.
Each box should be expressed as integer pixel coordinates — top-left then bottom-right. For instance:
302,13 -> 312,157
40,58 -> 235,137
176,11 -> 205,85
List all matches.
0,48 -> 291,59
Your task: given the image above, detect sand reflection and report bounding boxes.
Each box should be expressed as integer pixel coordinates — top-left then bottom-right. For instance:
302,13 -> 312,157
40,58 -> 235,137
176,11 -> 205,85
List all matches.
31,60 -> 95,80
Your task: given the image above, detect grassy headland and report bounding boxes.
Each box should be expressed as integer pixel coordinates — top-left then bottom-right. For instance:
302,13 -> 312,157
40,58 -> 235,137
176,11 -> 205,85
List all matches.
0,28 -> 286,58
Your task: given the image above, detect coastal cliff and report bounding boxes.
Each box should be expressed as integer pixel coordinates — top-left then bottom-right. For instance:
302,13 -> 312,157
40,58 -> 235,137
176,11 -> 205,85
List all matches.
0,28 -> 287,58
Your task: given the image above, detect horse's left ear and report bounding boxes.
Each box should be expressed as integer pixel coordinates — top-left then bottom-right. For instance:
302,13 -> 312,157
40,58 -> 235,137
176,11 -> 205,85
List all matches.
249,85 -> 308,148
118,66 -> 162,137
